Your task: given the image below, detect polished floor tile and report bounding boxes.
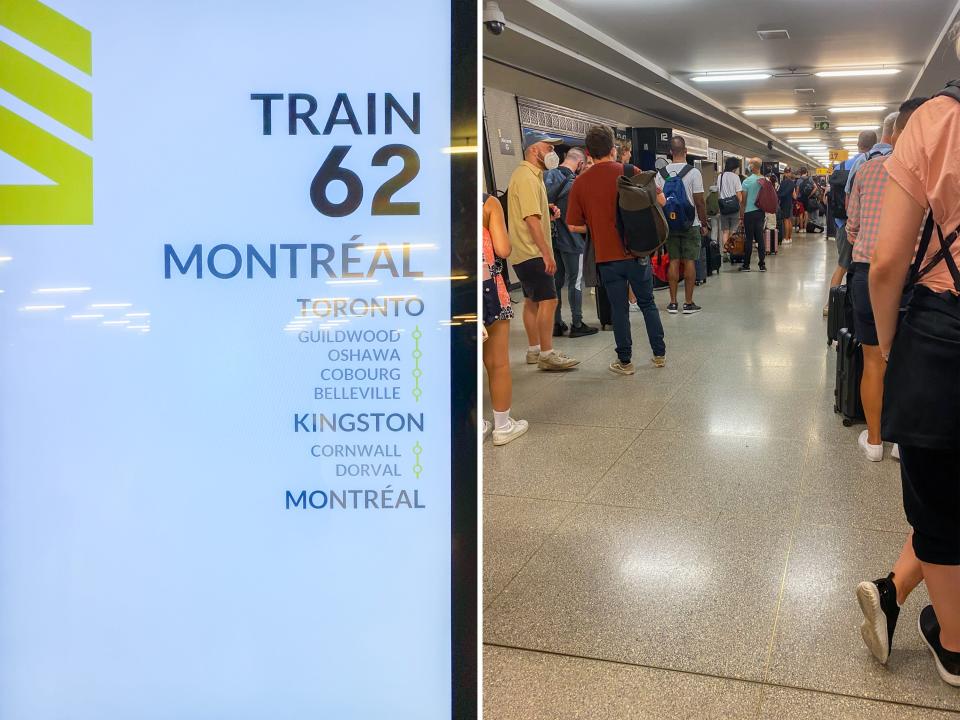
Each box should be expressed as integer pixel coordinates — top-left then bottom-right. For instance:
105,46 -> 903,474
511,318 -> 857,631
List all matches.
483,421 -> 640,501
588,429 -> 805,525
485,503 -> 791,681
485,236 -> 950,716
484,646 -> 761,720
799,437 -> 908,533
483,495 -> 575,606
766,523 -> 960,711
758,686 -> 960,719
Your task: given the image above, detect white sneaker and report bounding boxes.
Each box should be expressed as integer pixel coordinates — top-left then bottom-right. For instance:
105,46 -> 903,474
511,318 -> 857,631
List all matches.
492,418 -> 529,446
859,430 -> 883,462
525,349 -> 540,364
482,420 -> 492,440
891,444 -> 900,461
538,351 -> 580,371
629,304 -> 641,313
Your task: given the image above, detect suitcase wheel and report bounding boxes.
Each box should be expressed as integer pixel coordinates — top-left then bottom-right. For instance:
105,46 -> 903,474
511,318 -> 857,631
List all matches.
842,418 -> 854,428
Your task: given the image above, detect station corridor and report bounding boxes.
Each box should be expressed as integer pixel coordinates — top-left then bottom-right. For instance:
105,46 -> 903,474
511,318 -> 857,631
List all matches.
482,235 -> 956,718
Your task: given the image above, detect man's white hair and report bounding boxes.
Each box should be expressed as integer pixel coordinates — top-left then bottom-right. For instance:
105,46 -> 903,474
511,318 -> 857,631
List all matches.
881,111 -> 899,141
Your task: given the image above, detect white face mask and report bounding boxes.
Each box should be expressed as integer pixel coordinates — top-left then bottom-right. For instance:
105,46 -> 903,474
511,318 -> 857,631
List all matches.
543,150 -> 560,170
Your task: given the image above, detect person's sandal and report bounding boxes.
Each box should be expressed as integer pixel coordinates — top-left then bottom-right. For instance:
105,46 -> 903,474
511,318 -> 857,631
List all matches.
652,356 -> 666,368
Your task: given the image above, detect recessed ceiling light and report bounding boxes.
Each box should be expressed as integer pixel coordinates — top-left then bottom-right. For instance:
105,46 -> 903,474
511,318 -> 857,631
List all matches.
829,105 -> 887,113
786,137 -> 823,143
816,68 -> 901,78
691,72 -> 771,82
837,125 -> 881,131
770,127 -> 810,133
743,108 -> 798,116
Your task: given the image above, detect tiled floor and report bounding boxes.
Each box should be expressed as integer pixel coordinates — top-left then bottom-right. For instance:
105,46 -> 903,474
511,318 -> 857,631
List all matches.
482,235 -> 958,718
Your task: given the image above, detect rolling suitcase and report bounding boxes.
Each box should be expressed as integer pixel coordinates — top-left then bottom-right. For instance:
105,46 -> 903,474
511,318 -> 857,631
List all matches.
827,284 -> 854,346
764,227 -> 778,255
706,239 -> 721,275
595,283 -> 613,330
695,244 -> 707,284
834,328 -> 865,426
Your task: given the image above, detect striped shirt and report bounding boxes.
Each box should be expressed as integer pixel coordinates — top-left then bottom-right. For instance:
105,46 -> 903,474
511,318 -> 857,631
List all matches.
846,155 -> 890,263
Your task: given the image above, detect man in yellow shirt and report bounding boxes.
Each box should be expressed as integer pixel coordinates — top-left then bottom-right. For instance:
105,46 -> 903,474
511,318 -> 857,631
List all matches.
507,130 -> 579,371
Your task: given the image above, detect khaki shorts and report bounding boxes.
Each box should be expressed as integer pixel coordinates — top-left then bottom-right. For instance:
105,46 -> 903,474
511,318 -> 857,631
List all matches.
666,225 -> 702,261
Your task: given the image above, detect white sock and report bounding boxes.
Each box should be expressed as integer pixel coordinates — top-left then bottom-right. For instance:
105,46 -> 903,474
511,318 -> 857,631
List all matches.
493,410 -> 511,430
528,344 -> 540,354
540,348 -> 555,359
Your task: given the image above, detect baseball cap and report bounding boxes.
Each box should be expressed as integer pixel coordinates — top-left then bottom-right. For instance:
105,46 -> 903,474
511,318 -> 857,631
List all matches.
522,130 -> 562,152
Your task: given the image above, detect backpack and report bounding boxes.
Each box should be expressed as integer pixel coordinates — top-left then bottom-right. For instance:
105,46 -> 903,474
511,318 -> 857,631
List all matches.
798,178 -> 813,202
756,177 -> 778,214
828,165 -> 851,220
615,170 -> 669,257
659,165 -> 695,231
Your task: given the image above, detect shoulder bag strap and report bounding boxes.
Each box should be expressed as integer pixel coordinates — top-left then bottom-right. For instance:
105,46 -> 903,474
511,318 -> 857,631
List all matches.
658,167 -> 670,181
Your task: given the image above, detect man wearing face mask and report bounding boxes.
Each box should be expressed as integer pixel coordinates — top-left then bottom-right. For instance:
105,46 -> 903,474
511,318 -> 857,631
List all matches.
506,131 -> 581,371
544,146 -> 598,338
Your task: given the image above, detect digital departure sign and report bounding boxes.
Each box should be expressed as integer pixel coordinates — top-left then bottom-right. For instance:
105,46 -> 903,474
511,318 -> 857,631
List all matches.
0,1 -> 475,717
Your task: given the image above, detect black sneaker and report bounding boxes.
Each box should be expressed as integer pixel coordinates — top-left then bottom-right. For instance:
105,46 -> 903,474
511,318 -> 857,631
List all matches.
682,303 -> 702,314
758,265 -> 767,272
667,302 -> 679,314
739,265 -> 752,272
552,321 -> 568,337
856,573 -> 900,664
919,604 -> 960,686
569,322 -> 599,338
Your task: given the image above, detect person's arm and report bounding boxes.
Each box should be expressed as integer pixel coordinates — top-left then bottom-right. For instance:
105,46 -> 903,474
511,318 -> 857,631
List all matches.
870,180 -> 926,358
694,192 -> 708,233
657,187 -> 666,207
845,175 -> 862,244
524,214 -> 555,274
565,181 -> 587,235
484,196 -> 511,258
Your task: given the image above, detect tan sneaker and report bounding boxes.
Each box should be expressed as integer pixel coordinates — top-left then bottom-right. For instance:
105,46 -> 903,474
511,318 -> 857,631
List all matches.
538,351 -> 580,371
652,356 -> 666,368
526,349 -> 540,364
609,360 -> 635,375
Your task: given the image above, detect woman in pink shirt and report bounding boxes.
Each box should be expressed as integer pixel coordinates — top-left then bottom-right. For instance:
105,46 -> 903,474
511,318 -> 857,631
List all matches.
855,53 -> 960,687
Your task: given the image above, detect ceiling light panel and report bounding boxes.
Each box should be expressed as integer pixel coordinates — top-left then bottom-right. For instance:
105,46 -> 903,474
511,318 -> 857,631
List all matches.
743,108 -> 797,116
829,105 -> 887,113
770,127 -> 810,133
816,68 -> 901,78
837,125 -> 881,131
691,72 -> 771,82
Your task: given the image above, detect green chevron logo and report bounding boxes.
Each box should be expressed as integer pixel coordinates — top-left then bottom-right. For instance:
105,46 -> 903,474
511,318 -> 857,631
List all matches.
0,0 -> 92,224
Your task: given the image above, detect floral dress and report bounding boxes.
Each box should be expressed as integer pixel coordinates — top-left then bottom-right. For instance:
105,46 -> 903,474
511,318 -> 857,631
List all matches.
482,225 -> 513,326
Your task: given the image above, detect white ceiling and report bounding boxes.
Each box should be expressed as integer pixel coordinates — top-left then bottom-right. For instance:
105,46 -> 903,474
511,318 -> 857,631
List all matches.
486,0 -> 960,165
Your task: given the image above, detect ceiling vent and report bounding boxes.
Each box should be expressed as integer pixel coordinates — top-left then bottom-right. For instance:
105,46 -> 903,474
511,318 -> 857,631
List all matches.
757,28 -> 790,41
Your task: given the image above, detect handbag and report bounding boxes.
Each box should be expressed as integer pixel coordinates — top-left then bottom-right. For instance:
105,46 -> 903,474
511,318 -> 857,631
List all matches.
718,172 -> 740,215
724,224 -> 745,256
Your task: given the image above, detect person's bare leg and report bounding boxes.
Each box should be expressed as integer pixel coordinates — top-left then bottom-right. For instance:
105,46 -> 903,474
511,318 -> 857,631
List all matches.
721,228 -> 730,251
522,299 -> 539,347
891,533 -> 924,605
668,259 -> 680,305
483,320 -> 513,412
538,298 -> 558,352
861,345 -> 885,445
683,260 -> 696,304
921,563 -> 960,651
783,219 -> 792,242
628,287 -> 636,305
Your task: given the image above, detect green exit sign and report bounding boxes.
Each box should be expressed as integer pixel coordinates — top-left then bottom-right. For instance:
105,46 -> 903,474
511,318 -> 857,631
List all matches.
814,120 -> 830,130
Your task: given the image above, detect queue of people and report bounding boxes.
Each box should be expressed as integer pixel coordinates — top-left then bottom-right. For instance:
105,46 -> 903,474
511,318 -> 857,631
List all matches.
841,72 -> 960,686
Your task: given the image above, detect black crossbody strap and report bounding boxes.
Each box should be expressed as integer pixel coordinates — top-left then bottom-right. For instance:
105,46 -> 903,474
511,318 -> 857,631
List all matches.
936,225 -> 960,293
909,212 -> 936,285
